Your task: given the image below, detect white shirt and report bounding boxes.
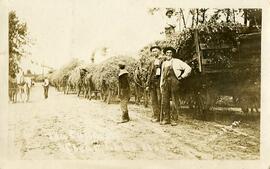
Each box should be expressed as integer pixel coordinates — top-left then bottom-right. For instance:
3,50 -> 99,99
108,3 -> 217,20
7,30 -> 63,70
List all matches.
171,58 -> 192,79
44,79 -> 49,87
164,16 -> 177,29
160,58 -> 192,88
25,77 -> 32,88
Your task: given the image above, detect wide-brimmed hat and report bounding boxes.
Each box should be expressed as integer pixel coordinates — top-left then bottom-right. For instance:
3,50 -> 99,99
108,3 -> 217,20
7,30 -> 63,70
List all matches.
118,62 -> 126,69
80,68 -> 88,72
166,9 -> 174,16
150,45 -> 162,52
163,46 -> 176,55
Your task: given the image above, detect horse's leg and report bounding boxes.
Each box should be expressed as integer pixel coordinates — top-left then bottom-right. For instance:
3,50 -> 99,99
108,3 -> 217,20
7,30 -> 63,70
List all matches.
26,88 -> 29,102
14,88 -> 17,103
23,85 -> 27,102
19,87 -> 22,102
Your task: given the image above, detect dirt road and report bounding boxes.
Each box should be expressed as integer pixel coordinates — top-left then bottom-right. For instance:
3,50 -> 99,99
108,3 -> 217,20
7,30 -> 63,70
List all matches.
8,84 -> 260,160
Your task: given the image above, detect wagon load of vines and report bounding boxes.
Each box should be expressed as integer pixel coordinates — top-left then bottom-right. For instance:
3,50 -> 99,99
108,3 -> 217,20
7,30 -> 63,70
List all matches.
48,58 -> 83,87
139,22 -> 249,71
91,55 -> 138,93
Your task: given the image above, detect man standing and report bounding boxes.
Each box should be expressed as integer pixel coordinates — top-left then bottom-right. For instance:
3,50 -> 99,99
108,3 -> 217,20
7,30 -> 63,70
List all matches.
164,9 -> 177,38
24,75 -> 32,102
43,77 -> 49,99
160,47 -> 191,126
146,45 -> 163,122
118,62 -> 130,123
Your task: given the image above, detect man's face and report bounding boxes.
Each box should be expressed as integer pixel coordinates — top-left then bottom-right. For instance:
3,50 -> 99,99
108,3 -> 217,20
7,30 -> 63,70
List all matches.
166,12 -> 173,18
165,50 -> 173,60
151,48 -> 161,57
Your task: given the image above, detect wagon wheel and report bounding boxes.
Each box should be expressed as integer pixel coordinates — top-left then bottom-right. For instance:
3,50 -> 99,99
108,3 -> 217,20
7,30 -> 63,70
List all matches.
193,88 -> 217,120
238,92 -> 260,115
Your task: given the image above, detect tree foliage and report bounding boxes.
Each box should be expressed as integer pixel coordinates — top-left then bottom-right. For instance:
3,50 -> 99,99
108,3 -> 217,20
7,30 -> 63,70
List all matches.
9,11 -> 28,78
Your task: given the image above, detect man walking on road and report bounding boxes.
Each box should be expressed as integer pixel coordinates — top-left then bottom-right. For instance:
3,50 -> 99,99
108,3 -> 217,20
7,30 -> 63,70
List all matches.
160,47 -> 191,126
118,62 -> 131,123
24,75 -> 32,102
43,77 -> 50,99
146,45 -> 163,122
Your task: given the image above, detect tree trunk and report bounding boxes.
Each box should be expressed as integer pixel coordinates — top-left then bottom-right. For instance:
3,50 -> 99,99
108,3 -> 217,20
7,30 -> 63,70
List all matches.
180,8 -> 186,28
202,10 -> 206,23
196,9 -> 199,25
191,9 -> 195,28
232,9 -> 236,23
226,9 -> 230,23
244,9 -> 247,26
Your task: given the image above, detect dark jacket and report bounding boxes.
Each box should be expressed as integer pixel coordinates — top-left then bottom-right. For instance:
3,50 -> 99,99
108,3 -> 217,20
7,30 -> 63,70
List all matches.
118,69 -> 130,98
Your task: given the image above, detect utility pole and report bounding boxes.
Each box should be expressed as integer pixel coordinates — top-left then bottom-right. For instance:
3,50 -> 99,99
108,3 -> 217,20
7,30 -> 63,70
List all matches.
194,28 -> 202,72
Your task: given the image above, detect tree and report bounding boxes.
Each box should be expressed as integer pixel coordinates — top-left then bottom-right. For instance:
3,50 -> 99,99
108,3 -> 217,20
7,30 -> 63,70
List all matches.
242,9 -> 262,27
9,11 -> 28,78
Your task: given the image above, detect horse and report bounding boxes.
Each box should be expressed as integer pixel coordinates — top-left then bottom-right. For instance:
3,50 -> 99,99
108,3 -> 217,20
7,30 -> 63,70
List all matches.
77,68 -> 88,97
9,75 -> 18,103
15,72 -> 32,102
83,73 -> 96,100
133,66 -> 149,107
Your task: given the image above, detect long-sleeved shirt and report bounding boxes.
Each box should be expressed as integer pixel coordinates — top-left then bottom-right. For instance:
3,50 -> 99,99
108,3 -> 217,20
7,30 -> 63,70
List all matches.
160,58 -> 192,88
164,16 -> 177,29
171,58 -> 192,79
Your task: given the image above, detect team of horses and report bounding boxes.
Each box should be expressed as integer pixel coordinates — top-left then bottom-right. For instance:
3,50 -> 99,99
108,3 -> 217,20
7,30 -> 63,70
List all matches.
50,66 -> 150,105
9,71 -> 33,103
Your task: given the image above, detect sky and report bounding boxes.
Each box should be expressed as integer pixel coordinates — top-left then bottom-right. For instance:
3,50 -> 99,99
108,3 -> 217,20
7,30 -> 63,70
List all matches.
9,0 -> 247,73
9,0 -> 167,71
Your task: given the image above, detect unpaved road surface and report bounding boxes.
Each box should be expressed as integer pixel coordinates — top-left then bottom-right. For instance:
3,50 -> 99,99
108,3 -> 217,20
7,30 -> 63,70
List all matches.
8,84 -> 260,160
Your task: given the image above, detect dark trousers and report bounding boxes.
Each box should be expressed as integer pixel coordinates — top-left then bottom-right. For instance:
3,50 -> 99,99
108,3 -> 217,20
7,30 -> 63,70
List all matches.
149,80 -> 161,120
44,86 -> 49,99
120,89 -> 130,120
161,72 -> 181,123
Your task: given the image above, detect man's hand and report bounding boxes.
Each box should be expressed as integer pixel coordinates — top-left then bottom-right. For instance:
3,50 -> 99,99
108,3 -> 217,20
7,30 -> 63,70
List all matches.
146,86 -> 149,91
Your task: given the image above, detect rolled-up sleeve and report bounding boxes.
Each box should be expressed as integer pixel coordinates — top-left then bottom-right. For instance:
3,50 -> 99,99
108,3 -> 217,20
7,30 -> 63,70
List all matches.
180,61 -> 192,78
172,59 -> 192,80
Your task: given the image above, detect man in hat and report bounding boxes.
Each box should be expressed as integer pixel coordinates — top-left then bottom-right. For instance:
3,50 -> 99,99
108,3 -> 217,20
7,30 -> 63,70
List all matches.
164,9 -> 177,38
118,62 -> 131,123
24,71 -> 32,102
146,45 -> 164,122
43,77 -> 50,99
160,46 -> 191,126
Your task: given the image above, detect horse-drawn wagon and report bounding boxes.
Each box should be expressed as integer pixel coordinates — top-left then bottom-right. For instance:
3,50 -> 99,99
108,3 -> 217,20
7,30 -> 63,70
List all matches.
180,27 -> 261,118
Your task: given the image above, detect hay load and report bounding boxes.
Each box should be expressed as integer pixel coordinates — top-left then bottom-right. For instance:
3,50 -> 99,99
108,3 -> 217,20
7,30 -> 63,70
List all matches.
48,58 -> 83,88
91,55 -> 138,91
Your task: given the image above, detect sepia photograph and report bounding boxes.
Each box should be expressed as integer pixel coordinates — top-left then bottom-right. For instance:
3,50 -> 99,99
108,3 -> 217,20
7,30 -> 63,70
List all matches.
2,0 -> 266,163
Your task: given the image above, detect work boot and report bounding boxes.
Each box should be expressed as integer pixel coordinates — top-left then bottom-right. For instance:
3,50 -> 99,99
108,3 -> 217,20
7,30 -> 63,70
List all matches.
151,118 -> 160,123
160,120 -> 170,125
120,111 -> 130,123
117,119 -> 130,124
171,121 -> 178,126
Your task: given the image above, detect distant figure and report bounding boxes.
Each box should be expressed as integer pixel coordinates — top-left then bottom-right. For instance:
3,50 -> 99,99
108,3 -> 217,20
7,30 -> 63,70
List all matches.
164,9 -> 177,38
117,62 -> 130,123
24,76 -> 32,102
16,68 -> 26,102
43,77 -> 50,99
